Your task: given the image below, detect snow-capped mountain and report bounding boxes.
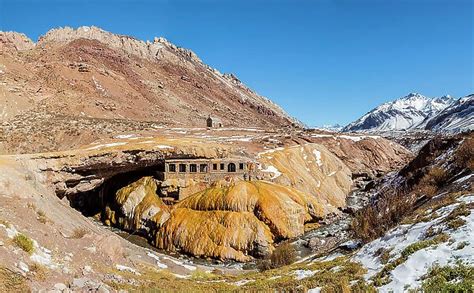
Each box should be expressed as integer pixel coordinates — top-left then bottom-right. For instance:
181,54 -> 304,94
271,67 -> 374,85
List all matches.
343,93 -> 455,132
313,124 -> 343,132
424,94 -> 473,132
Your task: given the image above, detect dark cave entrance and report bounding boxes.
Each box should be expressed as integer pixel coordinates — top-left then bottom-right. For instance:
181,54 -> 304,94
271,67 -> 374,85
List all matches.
64,162 -> 165,218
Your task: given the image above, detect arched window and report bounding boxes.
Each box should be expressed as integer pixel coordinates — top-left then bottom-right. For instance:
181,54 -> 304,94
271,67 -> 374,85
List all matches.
228,163 -> 236,172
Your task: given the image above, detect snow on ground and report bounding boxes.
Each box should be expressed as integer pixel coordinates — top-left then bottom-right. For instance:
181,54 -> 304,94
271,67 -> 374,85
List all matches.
234,279 -> 254,286
353,194 -> 474,292
260,165 -> 282,179
114,134 -> 137,139
313,150 -> 323,167
0,223 -> 57,269
292,269 -> 317,280
116,264 -> 141,275
85,142 -> 127,150
338,135 -> 381,142
257,147 -> 285,158
146,252 -> 168,269
162,256 -> 197,271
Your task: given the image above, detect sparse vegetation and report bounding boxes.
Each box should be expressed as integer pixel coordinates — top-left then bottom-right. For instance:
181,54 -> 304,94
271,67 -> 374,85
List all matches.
372,233 -> 450,286
71,227 -> 88,239
257,241 -> 297,271
375,248 -> 392,265
0,267 -> 29,292
447,218 -> 467,229
29,263 -> 48,281
13,233 -> 34,254
107,256 -> 375,292
351,190 -> 414,242
36,210 -> 48,224
416,262 -> 474,292
454,136 -> 474,170
26,202 -> 36,210
0,219 -> 10,228
442,203 -> 471,230
456,241 -> 469,250
416,167 -> 448,198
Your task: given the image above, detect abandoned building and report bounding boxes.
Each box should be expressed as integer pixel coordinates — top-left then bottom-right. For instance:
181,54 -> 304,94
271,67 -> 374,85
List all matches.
160,158 -> 254,201
206,115 -> 223,128
164,158 -> 250,181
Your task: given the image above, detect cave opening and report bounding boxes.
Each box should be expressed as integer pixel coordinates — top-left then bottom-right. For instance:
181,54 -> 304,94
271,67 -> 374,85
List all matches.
65,163 -> 165,218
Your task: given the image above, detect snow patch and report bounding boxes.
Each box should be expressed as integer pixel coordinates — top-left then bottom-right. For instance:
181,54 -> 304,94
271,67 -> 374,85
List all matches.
313,150 -> 323,167
147,252 -> 168,269
86,142 -> 127,150
260,165 -> 282,179
293,269 -> 316,280
116,264 -> 141,275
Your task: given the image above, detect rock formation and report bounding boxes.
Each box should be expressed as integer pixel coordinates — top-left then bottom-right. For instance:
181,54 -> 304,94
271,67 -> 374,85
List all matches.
257,143 -> 352,215
103,177 -> 170,233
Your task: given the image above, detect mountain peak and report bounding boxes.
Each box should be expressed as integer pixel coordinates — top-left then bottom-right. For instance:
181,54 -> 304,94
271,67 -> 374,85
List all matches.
344,93 -> 457,132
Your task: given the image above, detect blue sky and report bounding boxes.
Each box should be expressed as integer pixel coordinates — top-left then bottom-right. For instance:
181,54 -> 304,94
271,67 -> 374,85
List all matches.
1,0 -> 472,126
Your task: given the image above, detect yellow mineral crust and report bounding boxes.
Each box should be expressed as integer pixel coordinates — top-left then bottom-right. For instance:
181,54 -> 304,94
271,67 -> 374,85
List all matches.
111,176 -> 170,231
155,208 -> 274,262
176,180 -> 324,239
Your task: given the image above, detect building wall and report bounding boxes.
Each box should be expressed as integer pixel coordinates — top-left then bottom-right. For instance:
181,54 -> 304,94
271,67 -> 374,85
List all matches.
163,159 -> 248,182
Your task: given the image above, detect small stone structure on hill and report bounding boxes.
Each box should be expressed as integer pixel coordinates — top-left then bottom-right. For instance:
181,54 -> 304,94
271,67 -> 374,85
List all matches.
206,115 -> 223,128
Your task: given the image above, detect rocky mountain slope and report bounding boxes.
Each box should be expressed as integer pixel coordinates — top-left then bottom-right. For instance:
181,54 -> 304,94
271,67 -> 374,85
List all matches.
424,94 -> 473,132
0,26 -> 300,154
344,93 -> 456,132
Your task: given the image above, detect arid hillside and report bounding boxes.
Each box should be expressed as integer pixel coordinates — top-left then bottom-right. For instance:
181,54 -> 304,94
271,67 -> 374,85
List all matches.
0,26 -> 299,154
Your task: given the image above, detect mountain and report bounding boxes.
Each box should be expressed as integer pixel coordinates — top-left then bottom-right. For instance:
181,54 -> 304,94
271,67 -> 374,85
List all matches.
343,93 -> 455,132
424,94 -> 473,132
0,26 -> 298,128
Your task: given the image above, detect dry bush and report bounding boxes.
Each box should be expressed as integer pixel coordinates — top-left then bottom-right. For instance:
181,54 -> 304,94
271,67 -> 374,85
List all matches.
415,167 -> 448,198
257,241 -> 297,271
427,167 -> 448,187
36,210 -> 48,224
71,227 -> 88,239
455,137 -> 474,170
0,267 -> 29,292
29,263 -> 47,281
270,241 -> 297,268
351,191 -> 414,242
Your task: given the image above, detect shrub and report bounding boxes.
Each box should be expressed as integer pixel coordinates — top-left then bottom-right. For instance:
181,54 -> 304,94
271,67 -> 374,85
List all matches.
351,191 -> 413,242
257,241 -> 297,271
270,241 -> 297,268
29,263 -> 47,281
375,248 -> 392,265
419,262 -> 474,292
71,227 -> 88,239
455,137 -> 474,170
13,234 -> 34,254
36,210 -> 48,224
0,267 -> 29,292
448,218 -> 466,230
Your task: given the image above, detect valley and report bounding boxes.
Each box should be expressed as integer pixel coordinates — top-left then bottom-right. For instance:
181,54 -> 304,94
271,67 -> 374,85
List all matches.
0,26 -> 472,292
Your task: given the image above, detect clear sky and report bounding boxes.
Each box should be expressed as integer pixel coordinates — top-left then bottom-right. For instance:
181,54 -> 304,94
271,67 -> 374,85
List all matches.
1,0 -> 472,126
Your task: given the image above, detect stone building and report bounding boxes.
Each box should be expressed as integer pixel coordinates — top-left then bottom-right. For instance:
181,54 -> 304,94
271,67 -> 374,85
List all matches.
206,115 -> 223,128
164,158 -> 249,182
